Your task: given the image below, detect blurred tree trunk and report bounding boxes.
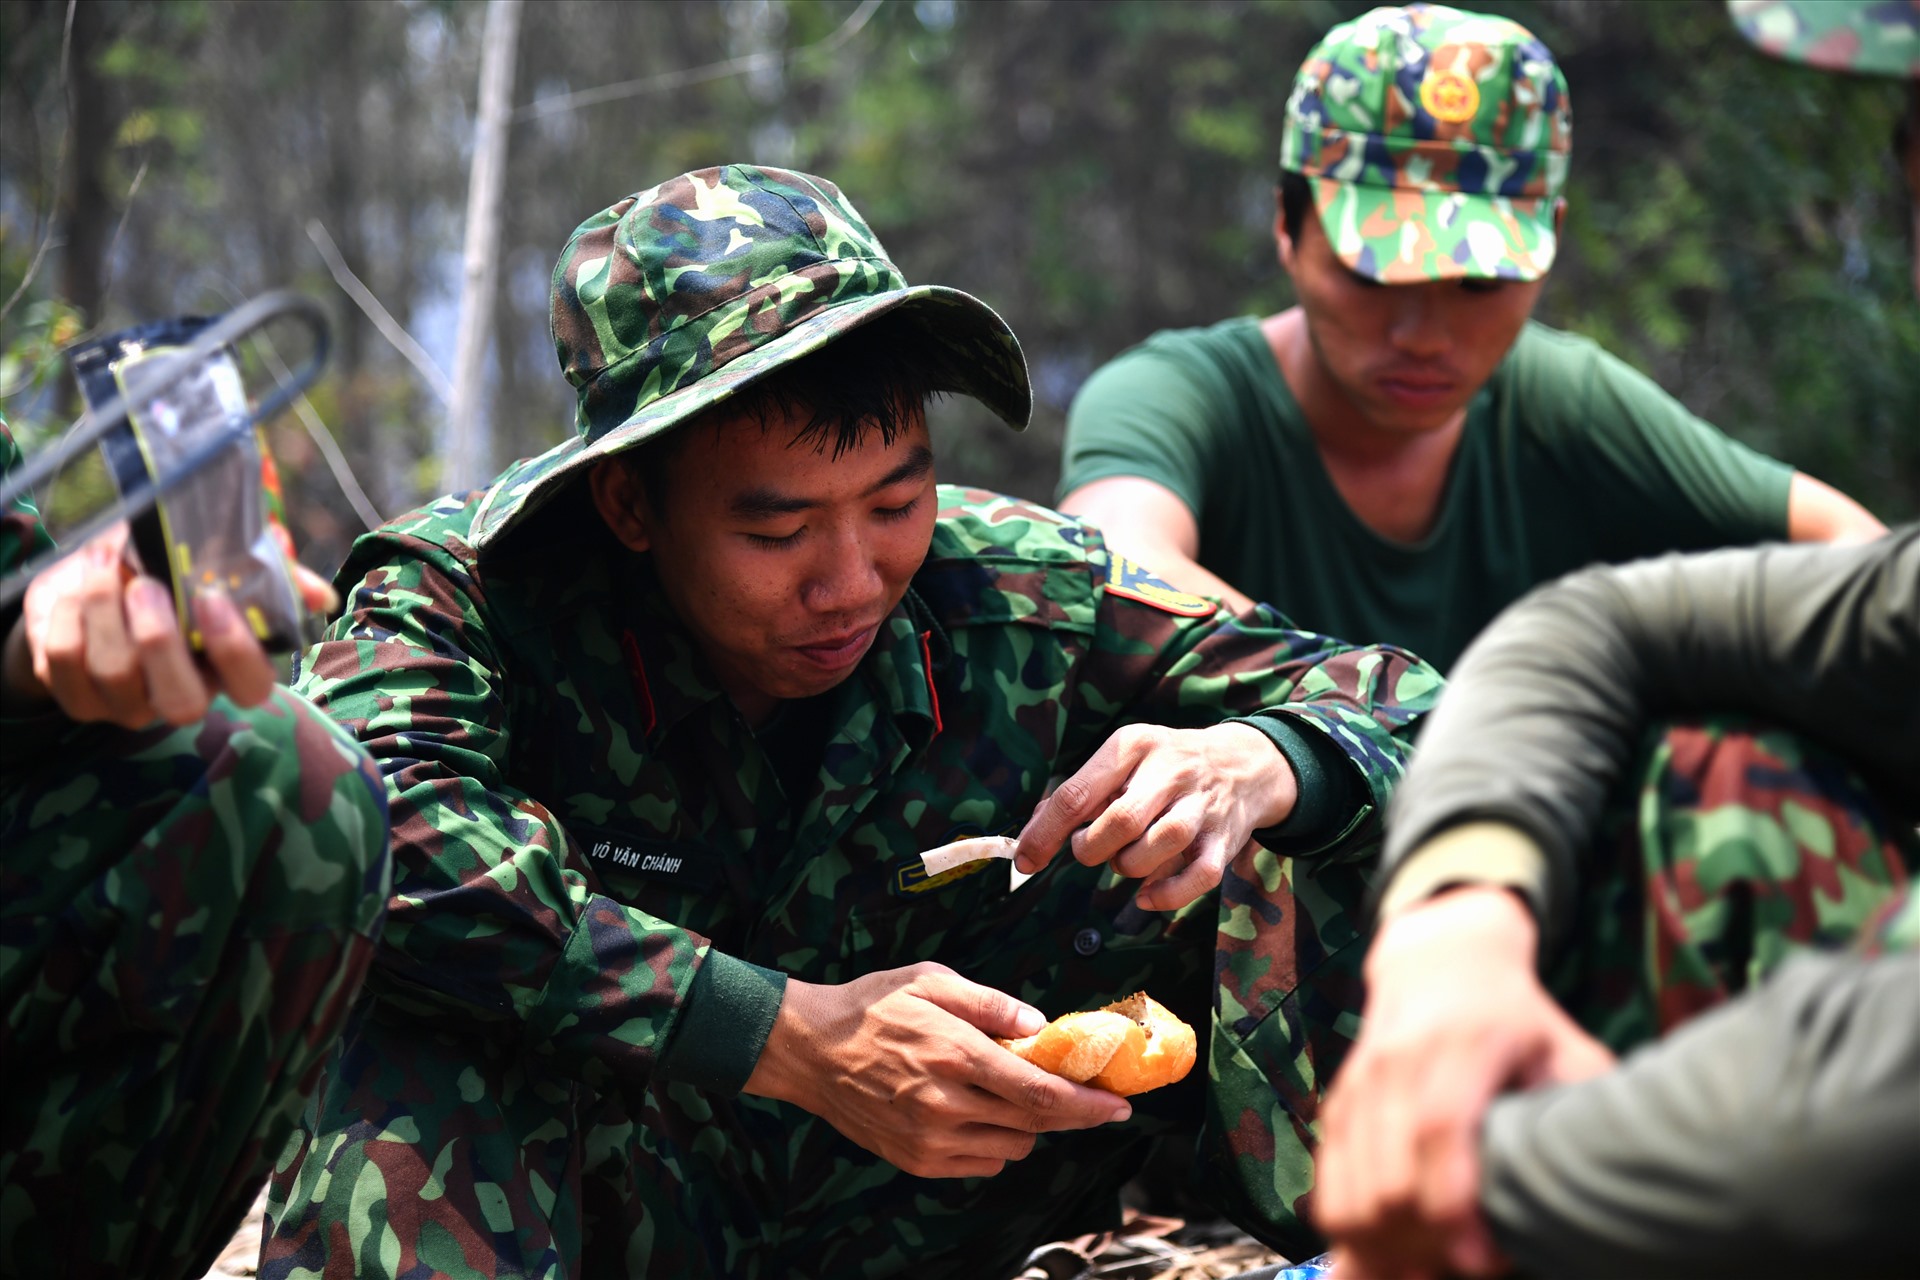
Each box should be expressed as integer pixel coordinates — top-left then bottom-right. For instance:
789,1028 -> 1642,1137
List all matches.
55,0 -> 117,410
312,0 -> 373,556
324,1 -> 366,388
445,0 -> 521,493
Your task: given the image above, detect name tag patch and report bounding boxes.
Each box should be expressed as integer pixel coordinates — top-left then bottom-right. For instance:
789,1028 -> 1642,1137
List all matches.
896,858 -> 993,894
571,825 -> 721,891
896,821 -> 1019,895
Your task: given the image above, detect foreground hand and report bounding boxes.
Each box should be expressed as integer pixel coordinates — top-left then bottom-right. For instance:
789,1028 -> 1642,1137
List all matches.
742,963 -> 1133,1178
1013,722 -> 1297,910
1,522 -> 334,726
1316,887 -> 1616,1280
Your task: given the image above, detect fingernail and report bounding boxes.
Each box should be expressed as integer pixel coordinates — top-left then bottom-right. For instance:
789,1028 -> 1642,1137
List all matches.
194,588 -> 238,633
1012,1004 -> 1045,1036
132,578 -> 173,615
1108,1104 -> 1132,1124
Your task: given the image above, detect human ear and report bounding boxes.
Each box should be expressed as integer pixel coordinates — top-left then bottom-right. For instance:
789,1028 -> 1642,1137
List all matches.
1274,201 -> 1297,275
589,457 -> 653,553
1553,197 -> 1567,238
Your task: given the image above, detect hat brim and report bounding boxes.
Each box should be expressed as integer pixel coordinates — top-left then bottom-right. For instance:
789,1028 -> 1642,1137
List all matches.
1306,176 -> 1559,284
473,284 -> 1030,548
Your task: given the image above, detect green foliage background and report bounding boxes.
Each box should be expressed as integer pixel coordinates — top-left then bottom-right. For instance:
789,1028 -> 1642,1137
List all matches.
3,0 -> 1916,573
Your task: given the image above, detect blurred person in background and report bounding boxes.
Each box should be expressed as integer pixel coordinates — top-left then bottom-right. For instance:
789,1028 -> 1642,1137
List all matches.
1057,2 -> 1885,674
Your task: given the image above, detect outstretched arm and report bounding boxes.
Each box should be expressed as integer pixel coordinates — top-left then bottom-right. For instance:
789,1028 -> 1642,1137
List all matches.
1383,528 -> 1920,944
1785,470 -> 1886,544
1059,476 -> 1256,613
1015,527 -> 1439,907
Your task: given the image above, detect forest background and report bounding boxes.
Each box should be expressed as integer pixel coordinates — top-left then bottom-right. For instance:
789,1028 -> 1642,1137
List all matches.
3,0 -> 1917,581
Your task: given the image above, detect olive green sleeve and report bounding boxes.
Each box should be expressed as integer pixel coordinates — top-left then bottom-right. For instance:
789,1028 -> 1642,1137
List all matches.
653,951 -> 787,1095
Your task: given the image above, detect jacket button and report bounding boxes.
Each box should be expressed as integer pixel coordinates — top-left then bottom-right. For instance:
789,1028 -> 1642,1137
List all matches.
1073,927 -> 1103,957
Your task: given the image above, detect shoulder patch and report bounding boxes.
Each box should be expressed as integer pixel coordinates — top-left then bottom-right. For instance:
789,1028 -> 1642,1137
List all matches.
1104,556 -> 1218,617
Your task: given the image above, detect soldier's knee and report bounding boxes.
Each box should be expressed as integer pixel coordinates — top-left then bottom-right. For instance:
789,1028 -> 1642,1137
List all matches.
196,689 -> 392,935
1632,715 -> 1910,942
1643,716 -> 1894,837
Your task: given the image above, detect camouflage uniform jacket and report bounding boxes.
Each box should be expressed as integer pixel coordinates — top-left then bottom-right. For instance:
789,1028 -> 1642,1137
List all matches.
294,481 -> 1439,1097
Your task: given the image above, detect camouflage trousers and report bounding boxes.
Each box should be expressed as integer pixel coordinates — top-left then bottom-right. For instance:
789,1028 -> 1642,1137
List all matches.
1203,716 -> 1917,1259
0,691 -> 391,1280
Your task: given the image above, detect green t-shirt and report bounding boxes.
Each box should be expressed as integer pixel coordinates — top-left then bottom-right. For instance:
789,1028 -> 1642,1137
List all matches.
1058,317 -> 1794,670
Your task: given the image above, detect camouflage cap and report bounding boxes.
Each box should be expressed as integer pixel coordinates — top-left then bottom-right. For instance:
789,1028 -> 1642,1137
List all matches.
471,164 -> 1031,547
1729,0 -> 1920,78
1280,3 -> 1572,283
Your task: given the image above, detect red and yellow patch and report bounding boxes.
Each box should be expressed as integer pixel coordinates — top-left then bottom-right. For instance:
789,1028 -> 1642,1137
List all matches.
1419,69 -> 1480,123
1105,557 -> 1218,617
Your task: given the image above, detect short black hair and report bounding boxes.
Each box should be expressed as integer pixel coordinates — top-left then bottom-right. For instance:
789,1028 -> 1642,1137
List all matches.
622,315 -> 958,513
1279,169 -> 1313,244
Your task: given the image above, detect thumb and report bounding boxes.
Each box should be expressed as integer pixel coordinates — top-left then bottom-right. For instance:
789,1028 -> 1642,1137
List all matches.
1539,1013 -> 1617,1086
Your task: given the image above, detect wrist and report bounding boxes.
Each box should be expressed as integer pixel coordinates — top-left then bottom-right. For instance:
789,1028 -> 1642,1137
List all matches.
1367,884 -> 1539,983
1214,720 -> 1299,829
741,976 -> 818,1109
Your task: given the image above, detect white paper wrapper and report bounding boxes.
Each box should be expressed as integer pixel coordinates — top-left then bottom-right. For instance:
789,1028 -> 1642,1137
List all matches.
919,835 -> 1034,890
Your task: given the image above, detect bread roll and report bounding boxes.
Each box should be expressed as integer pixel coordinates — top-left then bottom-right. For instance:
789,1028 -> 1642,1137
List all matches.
998,992 -> 1196,1097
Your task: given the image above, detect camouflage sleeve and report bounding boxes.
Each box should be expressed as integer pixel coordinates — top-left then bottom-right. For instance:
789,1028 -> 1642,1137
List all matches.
1067,539 -> 1442,864
292,523 -> 720,1101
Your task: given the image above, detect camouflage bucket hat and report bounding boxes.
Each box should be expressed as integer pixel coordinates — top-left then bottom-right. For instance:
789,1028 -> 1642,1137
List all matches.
1280,2 -> 1572,283
471,164 -> 1031,547
1729,0 -> 1920,78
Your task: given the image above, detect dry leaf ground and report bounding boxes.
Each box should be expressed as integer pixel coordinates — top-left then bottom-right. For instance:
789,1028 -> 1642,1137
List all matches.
197,1190 -> 1296,1280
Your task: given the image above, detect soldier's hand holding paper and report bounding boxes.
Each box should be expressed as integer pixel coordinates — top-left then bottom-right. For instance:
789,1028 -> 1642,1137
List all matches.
1012,722 -> 1299,910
